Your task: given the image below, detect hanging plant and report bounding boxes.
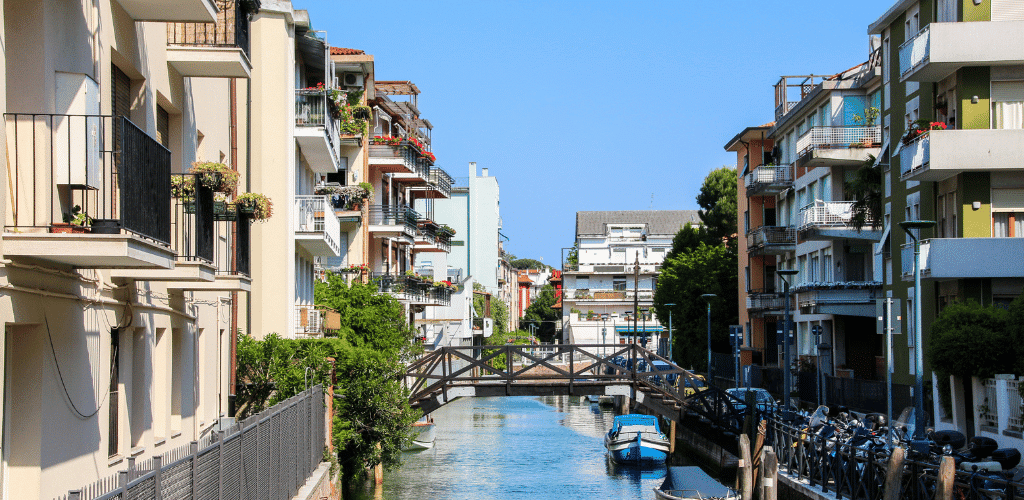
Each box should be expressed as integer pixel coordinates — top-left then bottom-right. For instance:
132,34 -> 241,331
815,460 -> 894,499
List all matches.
235,192 -> 273,221
170,174 -> 195,199
189,162 -> 239,193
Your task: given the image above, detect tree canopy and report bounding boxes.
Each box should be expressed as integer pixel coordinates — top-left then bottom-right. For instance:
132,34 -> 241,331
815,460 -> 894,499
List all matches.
510,258 -> 550,270
929,300 -> 1014,379
522,284 -> 561,343
696,166 -> 738,244
473,283 -> 510,337
314,273 -> 415,352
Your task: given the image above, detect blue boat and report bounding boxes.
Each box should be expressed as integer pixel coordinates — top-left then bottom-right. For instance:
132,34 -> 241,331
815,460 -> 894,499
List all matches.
604,414 -> 670,464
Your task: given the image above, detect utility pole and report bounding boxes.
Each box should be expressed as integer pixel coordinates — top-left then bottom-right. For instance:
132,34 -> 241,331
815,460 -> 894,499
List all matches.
633,253 -> 640,346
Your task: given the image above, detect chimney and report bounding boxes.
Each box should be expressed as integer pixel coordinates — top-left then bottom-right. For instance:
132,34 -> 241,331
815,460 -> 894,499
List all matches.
469,161 -> 476,177
482,168 -> 489,177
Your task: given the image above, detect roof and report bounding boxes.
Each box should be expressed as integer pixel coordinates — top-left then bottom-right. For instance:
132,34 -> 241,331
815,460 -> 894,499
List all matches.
375,81 -> 420,95
575,211 -> 702,237
868,0 -> 914,35
330,47 -> 365,55
723,124 -> 774,152
518,274 -> 534,284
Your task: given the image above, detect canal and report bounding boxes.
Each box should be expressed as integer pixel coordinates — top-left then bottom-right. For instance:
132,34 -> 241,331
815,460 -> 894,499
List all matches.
356,395 -> 734,499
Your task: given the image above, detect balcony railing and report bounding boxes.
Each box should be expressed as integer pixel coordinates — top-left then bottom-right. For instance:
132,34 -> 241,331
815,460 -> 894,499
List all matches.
368,205 -> 418,235
566,289 -> 653,301
166,0 -> 252,58
170,174 -> 215,263
294,90 -> 340,164
428,167 -> 452,198
900,132 -> 930,177
796,126 -> 881,157
746,288 -> 783,312
794,282 -> 881,308
3,113 -> 171,244
798,200 -> 872,231
417,221 -> 437,244
899,24 -> 930,80
369,143 -> 419,173
294,195 -> 341,255
744,164 -> 792,195
746,226 -> 796,252
294,304 -> 337,336
214,214 -> 251,277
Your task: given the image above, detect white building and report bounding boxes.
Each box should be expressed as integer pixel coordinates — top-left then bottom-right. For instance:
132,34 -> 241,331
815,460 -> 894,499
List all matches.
562,211 -> 700,354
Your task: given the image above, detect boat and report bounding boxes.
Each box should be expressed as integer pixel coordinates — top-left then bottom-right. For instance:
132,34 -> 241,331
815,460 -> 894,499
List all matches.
654,466 -> 737,500
604,414 -> 670,464
404,415 -> 436,451
587,394 -> 614,406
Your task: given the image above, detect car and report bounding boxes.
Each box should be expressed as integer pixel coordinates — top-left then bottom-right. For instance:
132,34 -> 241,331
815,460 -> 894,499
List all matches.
681,374 -> 708,397
724,387 -> 777,416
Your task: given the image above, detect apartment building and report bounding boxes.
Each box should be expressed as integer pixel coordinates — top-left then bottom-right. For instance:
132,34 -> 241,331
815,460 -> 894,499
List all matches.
869,0 -> 1024,408
561,211 -> 700,355
0,0 -> 253,496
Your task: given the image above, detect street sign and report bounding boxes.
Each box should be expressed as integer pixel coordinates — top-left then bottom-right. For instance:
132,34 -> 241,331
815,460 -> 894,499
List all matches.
875,298 -> 902,335
729,325 -> 743,346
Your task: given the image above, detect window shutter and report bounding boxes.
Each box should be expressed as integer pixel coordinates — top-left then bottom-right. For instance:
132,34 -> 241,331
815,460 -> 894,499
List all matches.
992,81 -> 1024,103
992,188 -> 1024,211
992,0 -> 1024,21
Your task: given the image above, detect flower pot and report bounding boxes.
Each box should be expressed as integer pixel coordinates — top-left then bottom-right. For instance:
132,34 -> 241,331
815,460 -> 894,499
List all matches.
50,223 -> 90,234
91,219 -> 121,235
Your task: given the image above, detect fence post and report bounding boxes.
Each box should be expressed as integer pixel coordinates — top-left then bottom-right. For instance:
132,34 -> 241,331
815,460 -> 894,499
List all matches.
762,445 -> 777,500
127,456 -> 136,481
883,446 -> 905,500
152,455 -> 163,500
218,430 -> 226,500
937,455 -> 955,500
190,441 -> 200,499
739,434 -> 753,500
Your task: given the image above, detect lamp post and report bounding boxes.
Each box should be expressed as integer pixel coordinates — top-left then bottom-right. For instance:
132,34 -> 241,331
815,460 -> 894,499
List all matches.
777,269 -> 798,411
701,294 -> 716,376
665,303 -> 676,362
640,308 -> 649,349
811,324 -> 823,406
899,219 -> 936,438
601,313 -> 609,359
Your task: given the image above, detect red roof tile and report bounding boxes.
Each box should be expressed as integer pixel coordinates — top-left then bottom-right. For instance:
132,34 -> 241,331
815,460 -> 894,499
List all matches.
330,47 -> 365,55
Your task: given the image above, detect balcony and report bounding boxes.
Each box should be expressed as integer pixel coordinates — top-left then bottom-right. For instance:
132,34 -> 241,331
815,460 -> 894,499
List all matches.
746,289 -> 784,313
295,195 -> 341,257
165,0 -> 252,78
414,220 -> 451,253
294,305 -> 339,336
294,90 -> 341,174
409,167 -> 453,199
116,0 -> 217,22
744,164 -> 792,197
367,205 -> 418,244
564,288 -> 653,302
746,226 -> 796,255
795,126 -> 881,169
392,157 -> 430,185
900,129 -> 1024,182
793,282 -> 881,317
900,22 -> 1024,83
368,142 -> 424,174
170,215 -> 252,291
798,200 -> 882,241
3,113 -> 175,269
901,238 -> 1024,281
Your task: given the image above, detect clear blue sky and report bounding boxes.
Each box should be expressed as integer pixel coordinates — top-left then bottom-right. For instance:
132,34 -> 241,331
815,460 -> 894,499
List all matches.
303,0 -> 896,267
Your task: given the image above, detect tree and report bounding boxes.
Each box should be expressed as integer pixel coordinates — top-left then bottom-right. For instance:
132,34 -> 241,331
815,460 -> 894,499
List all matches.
522,285 -> 561,343
846,155 -> 882,230
314,272 -> 416,353
473,283 -> 510,337
929,300 -> 1012,379
696,166 -> 738,244
565,242 -> 579,270
653,241 -> 738,370
510,258 -> 550,270
665,222 -> 717,261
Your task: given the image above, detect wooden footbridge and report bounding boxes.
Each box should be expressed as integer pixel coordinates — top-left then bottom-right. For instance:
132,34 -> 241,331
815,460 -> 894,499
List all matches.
403,343 -> 749,433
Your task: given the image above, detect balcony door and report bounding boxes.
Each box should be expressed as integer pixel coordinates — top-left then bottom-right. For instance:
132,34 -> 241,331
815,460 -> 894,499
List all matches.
992,81 -> 1024,130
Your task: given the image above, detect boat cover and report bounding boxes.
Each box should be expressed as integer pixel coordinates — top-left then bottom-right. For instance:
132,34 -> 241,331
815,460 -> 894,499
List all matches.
659,466 -> 732,498
611,414 -> 661,433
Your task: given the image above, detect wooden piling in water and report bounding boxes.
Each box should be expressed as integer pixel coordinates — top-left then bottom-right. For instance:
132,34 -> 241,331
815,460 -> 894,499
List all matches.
937,455 -> 955,500
883,446 -> 906,500
738,434 -> 753,500
761,446 -> 777,500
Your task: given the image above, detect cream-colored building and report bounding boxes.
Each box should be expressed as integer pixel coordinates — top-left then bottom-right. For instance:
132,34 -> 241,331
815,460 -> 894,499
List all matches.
0,0 -> 254,497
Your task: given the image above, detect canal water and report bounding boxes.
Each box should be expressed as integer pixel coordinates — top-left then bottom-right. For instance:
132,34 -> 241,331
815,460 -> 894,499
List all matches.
357,395 -> 733,500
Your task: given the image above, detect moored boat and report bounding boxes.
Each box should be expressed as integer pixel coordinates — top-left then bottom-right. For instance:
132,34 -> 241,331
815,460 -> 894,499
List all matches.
404,415 -> 436,451
654,466 -> 737,500
604,414 -> 670,464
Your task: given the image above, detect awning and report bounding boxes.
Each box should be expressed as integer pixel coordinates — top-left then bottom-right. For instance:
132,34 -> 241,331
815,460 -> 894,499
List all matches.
615,326 -> 665,334
874,222 -> 891,255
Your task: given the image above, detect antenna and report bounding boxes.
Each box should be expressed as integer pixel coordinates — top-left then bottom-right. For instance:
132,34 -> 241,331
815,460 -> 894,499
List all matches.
650,193 -> 654,209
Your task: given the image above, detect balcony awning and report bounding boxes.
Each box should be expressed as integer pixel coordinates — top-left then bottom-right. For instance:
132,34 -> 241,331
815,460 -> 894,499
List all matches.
615,326 -> 665,333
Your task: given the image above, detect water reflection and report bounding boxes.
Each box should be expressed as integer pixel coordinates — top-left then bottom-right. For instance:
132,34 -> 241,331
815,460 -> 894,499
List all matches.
357,395 -> 728,500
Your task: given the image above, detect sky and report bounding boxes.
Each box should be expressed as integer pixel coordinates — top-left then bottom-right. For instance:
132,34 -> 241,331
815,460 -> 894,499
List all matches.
302,0 -> 897,267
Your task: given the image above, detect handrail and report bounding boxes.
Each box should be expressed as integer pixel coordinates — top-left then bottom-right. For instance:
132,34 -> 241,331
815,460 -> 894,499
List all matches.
899,24 -> 931,79
796,126 -> 881,157
294,195 -> 341,255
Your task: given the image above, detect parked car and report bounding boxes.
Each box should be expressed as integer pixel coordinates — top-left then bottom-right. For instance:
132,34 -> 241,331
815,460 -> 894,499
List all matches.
724,387 -> 777,416
681,374 -> 708,397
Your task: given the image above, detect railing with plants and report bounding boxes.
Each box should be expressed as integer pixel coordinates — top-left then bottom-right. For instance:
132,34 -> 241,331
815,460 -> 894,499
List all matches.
899,127 -> 936,177
294,87 -> 340,164
427,167 -> 452,198
166,0 -> 255,58
416,220 -> 438,245
798,201 -> 874,231
369,136 -> 436,165
294,195 -> 340,255
314,183 -> 371,211
169,174 -> 215,263
899,23 -> 930,79
368,205 -> 418,235
3,113 -> 171,244
796,126 -> 881,156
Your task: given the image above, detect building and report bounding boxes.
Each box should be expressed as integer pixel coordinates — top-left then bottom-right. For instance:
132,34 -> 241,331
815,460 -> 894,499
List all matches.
869,0 -> 1024,438
561,211 -> 700,354
0,0 -> 254,496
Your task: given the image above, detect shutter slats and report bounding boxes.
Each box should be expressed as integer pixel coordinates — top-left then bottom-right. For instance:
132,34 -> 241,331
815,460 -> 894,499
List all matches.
993,0 -> 1024,21
992,81 -> 1024,103
992,188 -> 1024,211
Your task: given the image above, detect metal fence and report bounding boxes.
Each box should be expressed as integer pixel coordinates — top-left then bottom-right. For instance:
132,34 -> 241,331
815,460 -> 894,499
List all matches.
166,0 -> 252,58
57,386 -> 325,500
171,174 -> 215,263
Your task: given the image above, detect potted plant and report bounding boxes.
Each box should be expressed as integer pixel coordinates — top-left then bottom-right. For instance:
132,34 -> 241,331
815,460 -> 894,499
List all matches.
853,107 -> 881,146
189,162 -> 239,194
235,193 -> 273,222
51,205 -> 92,233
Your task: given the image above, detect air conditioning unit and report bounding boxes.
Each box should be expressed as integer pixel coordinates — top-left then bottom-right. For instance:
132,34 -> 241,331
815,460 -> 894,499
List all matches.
341,73 -> 364,88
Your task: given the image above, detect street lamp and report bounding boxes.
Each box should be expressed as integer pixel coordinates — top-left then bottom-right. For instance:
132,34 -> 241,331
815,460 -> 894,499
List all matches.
601,313 -> 609,359
664,303 -> 676,362
640,308 -> 649,348
777,269 -> 798,411
701,294 -> 716,376
811,324 -> 823,406
899,219 -> 936,439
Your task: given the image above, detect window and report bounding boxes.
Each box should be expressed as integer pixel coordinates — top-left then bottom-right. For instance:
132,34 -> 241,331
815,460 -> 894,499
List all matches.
992,81 -> 1024,130
744,210 -> 750,233
577,276 -> 589,290
612,276 -> 626,291
109,328 -> 120,457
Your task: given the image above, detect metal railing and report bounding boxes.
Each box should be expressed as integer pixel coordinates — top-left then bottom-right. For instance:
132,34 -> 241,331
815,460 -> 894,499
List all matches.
416,221 -> 437,244
56,386 -> 325,500
899,24 -> 931,80
166,0 -> 252,58
799,200 -> 871,231
213,214 -> 251,277
900,131 -> 930,177
171,174 -> 215,263
565,289 -> 653,301
4,113 -> 171,244
294,90 -> 340,164
745,164 -> 792,194
428,167 -> 452,198
1008,378 -> 1023,431
796,126 -> 881,156
368,143 -> 418,172
294,195 -> 341,255
746,226 -> 796,251
368,205 -> 418,235
746,289 -> 784,312
294,304 -> 328,335
900,241 -> 929,278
